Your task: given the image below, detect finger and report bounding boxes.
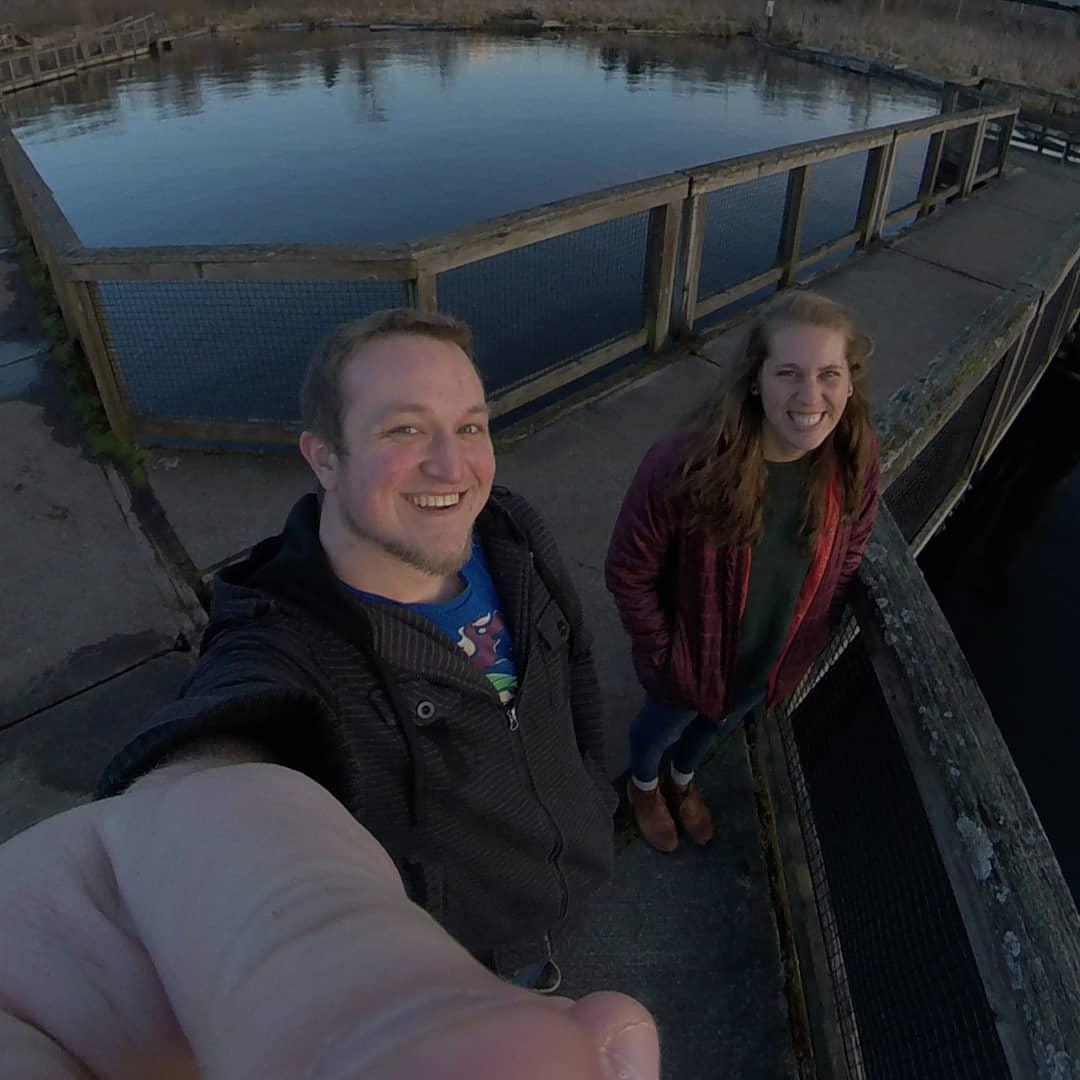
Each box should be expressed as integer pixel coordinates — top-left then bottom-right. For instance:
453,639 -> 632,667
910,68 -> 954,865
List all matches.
0,804 -> 195,1079
571,993 -> 661,1080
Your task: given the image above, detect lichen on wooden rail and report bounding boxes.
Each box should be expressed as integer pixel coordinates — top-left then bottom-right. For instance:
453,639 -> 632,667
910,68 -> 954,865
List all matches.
874,286 -> 1039,491
853,506 -> 1080,1079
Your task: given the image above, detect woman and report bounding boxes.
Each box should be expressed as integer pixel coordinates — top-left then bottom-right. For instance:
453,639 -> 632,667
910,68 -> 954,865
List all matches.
605,289 -> 880,853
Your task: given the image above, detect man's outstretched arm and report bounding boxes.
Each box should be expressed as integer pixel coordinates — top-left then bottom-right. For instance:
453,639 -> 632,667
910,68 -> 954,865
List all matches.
0,757 -> 658,1080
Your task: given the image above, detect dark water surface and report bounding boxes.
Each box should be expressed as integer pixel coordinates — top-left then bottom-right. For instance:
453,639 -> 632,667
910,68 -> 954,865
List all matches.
6,30 -> 938,246
921,352 -> 1080,903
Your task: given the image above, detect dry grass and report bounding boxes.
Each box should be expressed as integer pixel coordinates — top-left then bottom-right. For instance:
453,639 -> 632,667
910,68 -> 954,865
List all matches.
1,0 -> 1078,92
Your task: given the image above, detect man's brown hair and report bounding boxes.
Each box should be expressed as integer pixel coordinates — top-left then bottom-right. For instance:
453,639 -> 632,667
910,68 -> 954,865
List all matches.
300,308 -> 477,454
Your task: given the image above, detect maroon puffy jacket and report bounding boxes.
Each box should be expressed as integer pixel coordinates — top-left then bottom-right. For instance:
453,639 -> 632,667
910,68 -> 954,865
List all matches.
604,433 -> 880,719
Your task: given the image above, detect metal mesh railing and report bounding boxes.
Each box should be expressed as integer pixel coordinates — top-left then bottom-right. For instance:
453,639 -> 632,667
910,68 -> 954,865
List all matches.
977,121 -> 1004,177
890,135 -> 931,215
1008,267 -> 1076,413
94,279 -> 406,428
438,212 -> 651,397
883,358 -> 1005,545
800,151 -> 867,255
782,631 -> 1012,1080
698,172 -> 789,300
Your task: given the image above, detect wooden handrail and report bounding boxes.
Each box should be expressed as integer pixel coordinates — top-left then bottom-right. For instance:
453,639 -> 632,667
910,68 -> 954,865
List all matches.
853,505 -> 1080,1079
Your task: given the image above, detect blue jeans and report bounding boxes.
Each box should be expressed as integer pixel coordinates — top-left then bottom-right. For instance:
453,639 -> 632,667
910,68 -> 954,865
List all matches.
629,691 -> 764,784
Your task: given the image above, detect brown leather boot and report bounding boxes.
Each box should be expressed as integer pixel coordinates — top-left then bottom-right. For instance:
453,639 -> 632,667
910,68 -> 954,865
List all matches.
627,779 -> 679,853
662,774 -> 714,847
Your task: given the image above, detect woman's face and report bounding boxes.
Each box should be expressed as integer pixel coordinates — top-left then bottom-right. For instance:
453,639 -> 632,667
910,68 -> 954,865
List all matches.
757,322 -> 852,462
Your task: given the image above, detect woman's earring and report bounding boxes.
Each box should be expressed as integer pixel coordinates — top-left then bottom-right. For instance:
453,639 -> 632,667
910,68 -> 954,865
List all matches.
750,384 -> 760,396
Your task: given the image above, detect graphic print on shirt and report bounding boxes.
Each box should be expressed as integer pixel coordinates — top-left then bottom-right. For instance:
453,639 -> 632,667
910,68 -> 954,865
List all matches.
457,609 -> 518,703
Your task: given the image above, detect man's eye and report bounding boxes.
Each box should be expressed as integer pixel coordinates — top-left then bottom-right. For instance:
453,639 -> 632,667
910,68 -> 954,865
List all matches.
386,425 -> 420,437
460,423 -> 487,435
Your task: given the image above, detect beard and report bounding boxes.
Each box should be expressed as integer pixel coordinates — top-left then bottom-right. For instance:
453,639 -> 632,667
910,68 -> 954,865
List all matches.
340,503 -> 472,579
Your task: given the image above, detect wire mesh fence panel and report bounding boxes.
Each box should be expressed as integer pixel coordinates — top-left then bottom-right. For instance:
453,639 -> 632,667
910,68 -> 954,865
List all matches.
1005,270 -> 1074,417
978,121 -> 1003,176
883,358 -> 1006,544
697,172 -> 788,301
889,135 -> 930,215
937,127 -> 972,194
776,618 -> 867,1077
799,151 -> 868,255
438,211 -> 650,398
95,278 -> 405,426
796,242 -> 857,284
789,635 -> 1012,1080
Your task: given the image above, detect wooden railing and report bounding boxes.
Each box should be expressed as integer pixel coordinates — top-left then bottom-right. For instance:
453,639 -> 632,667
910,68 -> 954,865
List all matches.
758,251 -> 1080,1077
0,14 -> 169,94
0,101 -> 1018,446
957,78 -> 1080,165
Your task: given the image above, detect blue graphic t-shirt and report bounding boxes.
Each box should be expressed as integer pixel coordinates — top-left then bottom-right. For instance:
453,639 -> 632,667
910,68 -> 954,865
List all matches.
346,538 -> 519,704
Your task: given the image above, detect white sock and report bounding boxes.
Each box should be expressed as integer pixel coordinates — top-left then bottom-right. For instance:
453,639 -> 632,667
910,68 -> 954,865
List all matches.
670,763 -> 694,788
631,774 -> 659,792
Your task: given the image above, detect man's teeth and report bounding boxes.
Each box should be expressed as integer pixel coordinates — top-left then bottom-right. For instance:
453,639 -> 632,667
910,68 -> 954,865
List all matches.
411,493 -> 461,508
791,413 -> 824,429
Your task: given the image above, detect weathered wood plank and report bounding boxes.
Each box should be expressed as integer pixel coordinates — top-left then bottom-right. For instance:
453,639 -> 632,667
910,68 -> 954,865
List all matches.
643,199 -> 681,353
71,282 -> 135,442
487,330 -> 647,419
961,117 -> 989,197
688,106 -> 1015,197
917,131 -> 946,218
777,165 -> 811,287
134,416 -> 301,446
794,230 -> 860,275
673,191 -> 707,339
874,287 -> 1037,490
1020,217 -> 1080,298
411,173 -> 689,274
856,142 -> 892,244
689,129 -> 892,196
63,245 -> 417,283
407,271 -> 438,313
694,266 -> 783,322
853,505 -> 1080,1079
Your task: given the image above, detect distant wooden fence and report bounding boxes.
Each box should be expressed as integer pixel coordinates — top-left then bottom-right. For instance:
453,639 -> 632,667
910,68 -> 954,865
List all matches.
0,14 -> 170,95
962,78 -> 1080,165
0,100 -> 1018,448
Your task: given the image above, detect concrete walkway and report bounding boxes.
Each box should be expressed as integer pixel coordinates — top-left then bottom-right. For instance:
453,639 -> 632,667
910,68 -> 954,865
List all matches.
2,151 -> 1078,1078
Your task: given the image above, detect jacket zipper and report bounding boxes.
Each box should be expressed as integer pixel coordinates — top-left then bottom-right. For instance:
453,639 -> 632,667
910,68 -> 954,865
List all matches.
510,552 -> 569,921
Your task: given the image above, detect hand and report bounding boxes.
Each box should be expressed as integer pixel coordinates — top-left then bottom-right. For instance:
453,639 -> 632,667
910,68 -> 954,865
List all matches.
0,762 -> 658,1079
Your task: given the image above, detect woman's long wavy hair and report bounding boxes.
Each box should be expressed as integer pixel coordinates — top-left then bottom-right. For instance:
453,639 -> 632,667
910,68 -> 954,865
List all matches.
674,289 -> 875,549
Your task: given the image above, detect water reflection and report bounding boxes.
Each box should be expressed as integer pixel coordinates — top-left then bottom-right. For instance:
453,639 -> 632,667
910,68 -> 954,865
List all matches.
6,30 -> 936,247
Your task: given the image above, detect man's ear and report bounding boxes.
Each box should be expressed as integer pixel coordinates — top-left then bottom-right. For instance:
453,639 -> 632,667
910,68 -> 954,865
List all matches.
299,431 -> 339,492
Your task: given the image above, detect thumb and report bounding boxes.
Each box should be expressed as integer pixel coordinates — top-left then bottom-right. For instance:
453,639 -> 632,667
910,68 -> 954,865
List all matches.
570,993 -> 660,1080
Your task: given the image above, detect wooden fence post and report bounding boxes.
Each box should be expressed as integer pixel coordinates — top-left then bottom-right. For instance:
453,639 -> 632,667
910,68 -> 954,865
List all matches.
407,271 -> 438,313
643,198 -> 682,353
672,191 -> 706,340
997,110 -> 1017,176
777,165 -> 811,286
961,116 -> 989,196
69,281 -> 135,443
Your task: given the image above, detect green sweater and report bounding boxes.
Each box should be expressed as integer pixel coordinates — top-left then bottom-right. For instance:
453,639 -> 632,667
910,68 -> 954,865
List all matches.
733,458 -> 812,698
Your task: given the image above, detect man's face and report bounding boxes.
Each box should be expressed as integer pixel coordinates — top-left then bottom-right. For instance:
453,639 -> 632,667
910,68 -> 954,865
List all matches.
321,334 -> 495,579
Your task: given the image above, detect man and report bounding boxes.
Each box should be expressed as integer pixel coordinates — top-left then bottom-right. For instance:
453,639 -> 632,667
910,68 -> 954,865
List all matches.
98,308 -> 617,990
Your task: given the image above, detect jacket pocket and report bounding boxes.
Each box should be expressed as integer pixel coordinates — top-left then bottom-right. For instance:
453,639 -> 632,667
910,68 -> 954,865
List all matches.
535,599 -> 572,709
